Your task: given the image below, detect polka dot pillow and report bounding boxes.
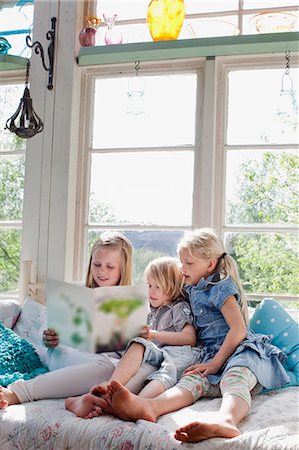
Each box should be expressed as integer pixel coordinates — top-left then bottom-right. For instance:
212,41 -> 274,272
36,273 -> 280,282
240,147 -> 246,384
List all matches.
250,298 -> 299,386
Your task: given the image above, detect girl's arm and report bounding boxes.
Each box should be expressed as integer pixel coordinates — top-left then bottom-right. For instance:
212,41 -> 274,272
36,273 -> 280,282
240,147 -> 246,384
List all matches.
185,296 -> 246,377
140,323 -> 197,346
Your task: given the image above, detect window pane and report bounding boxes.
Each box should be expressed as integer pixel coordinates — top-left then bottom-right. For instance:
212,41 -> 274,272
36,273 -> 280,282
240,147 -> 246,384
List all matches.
185,1 -> 239,14
186,16 -> 239,38
96,1 -> 148,22
225,150 -> 298,225
88,229 -> 185,284
96,1 -> 238,20
0,228 -> 22,294
89,151 -> 193,226
227,69 -> 299,145
225,232 -> 299,296
0,155 -> 25,221
92,74 -> 197,148
0,3 -> 33,56
0,84 -> 26,152
243,1 -> 299,9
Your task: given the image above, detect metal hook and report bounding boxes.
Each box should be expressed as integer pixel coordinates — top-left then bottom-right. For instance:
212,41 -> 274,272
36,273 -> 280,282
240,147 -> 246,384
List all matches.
26,17 -> 57,90
135,59 -> 141,74
284,50 -> 291,75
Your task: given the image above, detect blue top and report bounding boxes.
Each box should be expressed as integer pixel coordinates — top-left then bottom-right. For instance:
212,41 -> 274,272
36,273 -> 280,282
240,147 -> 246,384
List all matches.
185,275 -> 290,390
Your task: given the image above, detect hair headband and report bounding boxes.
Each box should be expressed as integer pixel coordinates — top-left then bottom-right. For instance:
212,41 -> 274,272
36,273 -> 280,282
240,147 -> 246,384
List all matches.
219,252 -> 227,260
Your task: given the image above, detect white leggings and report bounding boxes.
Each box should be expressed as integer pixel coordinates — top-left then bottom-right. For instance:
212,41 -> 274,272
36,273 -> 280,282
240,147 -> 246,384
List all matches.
8,353 -> 155,403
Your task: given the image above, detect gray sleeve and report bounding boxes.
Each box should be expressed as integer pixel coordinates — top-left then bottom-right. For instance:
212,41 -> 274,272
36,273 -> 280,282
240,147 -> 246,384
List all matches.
171,300 -> 194,332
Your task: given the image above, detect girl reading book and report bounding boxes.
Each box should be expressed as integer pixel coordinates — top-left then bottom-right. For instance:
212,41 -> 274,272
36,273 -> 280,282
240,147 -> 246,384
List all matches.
0,231 -> 154,408
43,231 -> 133,347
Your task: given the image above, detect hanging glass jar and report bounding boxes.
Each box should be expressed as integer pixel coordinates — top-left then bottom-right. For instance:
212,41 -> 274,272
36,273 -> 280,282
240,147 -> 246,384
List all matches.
147,0 -> 185,41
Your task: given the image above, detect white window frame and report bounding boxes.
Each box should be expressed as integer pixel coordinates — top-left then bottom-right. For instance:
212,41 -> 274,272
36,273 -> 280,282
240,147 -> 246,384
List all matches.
75,52 -> 298,303
74,58 -> 210,279
0,72 -> 26,299
215,53 -> 299,302
95,0 -> 299,37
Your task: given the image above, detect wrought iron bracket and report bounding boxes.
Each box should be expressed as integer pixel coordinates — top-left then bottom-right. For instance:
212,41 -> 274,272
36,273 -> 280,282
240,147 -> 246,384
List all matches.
26,17 -> 57,90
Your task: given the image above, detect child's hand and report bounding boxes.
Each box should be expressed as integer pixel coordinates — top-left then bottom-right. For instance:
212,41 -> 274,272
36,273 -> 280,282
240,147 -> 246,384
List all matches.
139,325 -> 156,340
184,361 -> 219,378
43,328 -> 59,348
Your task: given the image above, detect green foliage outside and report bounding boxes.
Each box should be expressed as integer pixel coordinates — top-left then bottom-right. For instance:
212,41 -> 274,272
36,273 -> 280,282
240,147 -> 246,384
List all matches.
0,229 -> 22,293
133,248 -> 164,284
227,152 -> 298,225
0,154 -> 24,294
0,136 -> 298,301
226,151 -> 298,298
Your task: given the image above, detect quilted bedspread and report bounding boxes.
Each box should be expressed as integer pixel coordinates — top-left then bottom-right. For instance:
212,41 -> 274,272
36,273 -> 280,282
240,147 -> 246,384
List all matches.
0,386 -> 298,450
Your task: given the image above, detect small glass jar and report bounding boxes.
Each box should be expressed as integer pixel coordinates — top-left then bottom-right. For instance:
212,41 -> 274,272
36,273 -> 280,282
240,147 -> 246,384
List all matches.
79,17 -> 102,47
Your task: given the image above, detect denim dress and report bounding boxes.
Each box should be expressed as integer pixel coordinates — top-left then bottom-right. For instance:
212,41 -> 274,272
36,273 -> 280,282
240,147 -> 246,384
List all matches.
185,275 -> 290,390
127,299 -> 203,389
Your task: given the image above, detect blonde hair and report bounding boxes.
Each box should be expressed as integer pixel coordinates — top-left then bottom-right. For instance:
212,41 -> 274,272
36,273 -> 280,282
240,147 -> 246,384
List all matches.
86,231 -> 133,288
144,256 -> 184,301
177,228 -> 248,324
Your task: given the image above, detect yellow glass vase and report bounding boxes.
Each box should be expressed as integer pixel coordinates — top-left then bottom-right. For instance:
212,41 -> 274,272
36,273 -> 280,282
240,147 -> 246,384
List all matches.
147,0 -> 185,41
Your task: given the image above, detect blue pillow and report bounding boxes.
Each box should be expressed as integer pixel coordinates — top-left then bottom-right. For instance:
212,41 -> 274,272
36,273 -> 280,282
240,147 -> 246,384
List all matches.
250,298 -> 299,386
0,321 -> 48,387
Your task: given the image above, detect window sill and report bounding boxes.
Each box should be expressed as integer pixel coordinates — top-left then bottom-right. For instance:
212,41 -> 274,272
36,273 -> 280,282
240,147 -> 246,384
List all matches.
78,32 -> 299,66
0,54 -> 27,71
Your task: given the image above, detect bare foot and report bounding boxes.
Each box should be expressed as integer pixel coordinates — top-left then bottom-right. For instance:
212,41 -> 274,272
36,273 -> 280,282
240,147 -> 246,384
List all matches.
0,386 -> 20,409
106,380 -> 157,422
90,384 -> 108,397
174,418 -> 241,443
65,393 -> 108,418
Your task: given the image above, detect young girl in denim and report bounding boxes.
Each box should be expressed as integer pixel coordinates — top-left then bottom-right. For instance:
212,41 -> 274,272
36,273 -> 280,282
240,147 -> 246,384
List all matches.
101,228 -> 290,443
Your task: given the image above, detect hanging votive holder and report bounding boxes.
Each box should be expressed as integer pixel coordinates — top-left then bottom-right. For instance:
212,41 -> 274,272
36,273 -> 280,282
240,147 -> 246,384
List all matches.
126,60 -> 145,115
5,61 -> 43,139
277,50 -> 298,131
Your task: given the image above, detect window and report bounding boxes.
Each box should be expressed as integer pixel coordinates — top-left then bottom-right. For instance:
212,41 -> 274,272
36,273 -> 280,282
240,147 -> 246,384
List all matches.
77,63 -> 202,283
0,1 -> 33,56
78,54 -> 298,305
0,0 -> 34,298
221,63 -> 298,302
0,1 -> 34,298
93,0 -> 299,45
0,81 -> 26,297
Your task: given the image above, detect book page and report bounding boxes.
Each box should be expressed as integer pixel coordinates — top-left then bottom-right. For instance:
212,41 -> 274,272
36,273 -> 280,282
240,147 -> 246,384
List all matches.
46,280 -> 96,352
92,284 -> 149,353
46,280 -> 149,353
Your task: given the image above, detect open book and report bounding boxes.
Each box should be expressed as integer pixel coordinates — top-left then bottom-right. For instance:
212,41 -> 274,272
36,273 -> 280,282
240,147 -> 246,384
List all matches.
46,279 -> 149,353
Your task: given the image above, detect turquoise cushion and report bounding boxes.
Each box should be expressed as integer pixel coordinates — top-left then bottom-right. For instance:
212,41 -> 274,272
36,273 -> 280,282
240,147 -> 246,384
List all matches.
250,298 -> 299,386
0,321 -> 48,387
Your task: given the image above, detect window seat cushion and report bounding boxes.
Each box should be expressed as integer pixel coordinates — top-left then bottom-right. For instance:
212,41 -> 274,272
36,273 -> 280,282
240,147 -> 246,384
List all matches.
250,298 -> 299,387
0,299 -> 21,329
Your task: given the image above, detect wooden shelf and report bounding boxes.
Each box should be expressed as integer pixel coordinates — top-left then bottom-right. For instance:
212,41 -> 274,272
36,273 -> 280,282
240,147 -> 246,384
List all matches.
0,54 -> 28,71
78,32 -> 299,66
